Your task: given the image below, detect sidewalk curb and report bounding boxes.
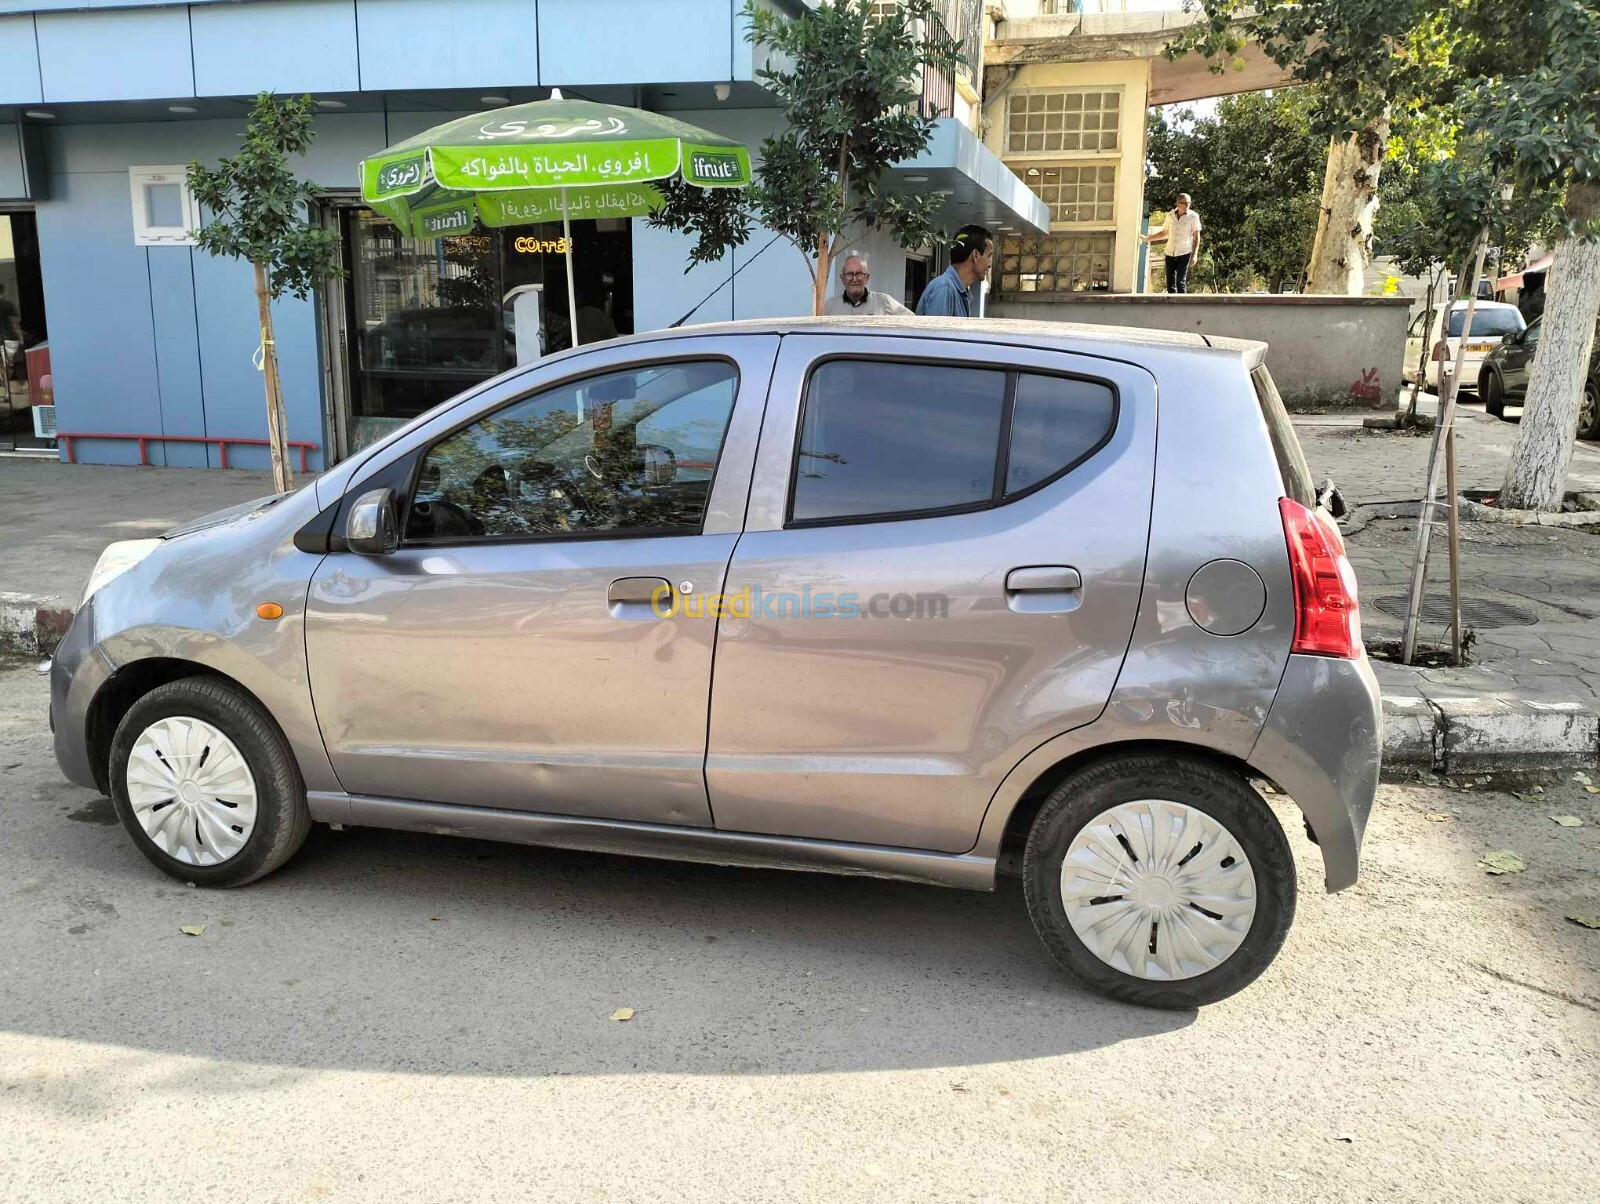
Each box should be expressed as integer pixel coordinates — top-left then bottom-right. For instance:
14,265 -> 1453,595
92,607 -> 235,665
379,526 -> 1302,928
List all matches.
1382,694 -> 1599,777
0,593 -> 72,658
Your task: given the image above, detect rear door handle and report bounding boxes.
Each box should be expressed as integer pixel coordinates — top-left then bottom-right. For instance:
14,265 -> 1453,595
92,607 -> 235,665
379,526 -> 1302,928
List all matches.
608,576 -> 673,619
1005,566 -> 1082,614
1006,566 -> 1082,592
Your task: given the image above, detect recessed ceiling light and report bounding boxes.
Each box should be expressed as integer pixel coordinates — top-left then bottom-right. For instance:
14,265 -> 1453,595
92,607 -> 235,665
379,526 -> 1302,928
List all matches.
903,174 -> 929,183
481,95 -> 510,106
1026,168 -> 1041,177
168,104 -> 198,114
24,109 -> 55,120
316,99 -> 347,109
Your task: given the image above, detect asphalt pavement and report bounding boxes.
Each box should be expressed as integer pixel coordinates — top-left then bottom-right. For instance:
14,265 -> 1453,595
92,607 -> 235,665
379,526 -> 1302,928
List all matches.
2,660 -> 1597,1203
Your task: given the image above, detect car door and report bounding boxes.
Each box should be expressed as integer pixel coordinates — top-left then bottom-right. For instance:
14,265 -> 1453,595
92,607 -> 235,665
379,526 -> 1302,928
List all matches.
304,334 -> 779,827
704,335 -> 1157,853
1404,310 -> 1429,383
1501,317 -> 1540,398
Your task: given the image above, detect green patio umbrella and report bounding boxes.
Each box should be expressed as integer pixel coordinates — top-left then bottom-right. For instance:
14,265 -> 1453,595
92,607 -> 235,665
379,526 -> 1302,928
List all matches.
359,91 -> 751,354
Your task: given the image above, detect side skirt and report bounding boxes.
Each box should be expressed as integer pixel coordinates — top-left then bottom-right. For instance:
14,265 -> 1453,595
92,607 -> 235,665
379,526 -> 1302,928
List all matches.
306,792 -> 997,891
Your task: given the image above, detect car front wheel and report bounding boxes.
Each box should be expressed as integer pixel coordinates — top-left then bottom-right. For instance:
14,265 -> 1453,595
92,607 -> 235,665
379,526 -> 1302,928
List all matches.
1579,377 -> 1600,441
1023,753 -> 1296,1008
109,676 -> 311,887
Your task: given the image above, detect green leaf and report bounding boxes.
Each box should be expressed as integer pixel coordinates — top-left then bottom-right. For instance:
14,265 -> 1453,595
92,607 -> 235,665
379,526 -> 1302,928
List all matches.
1478,849 -> 1527,875
1549,815 -> 1584,827
1566,913 -> 1600,929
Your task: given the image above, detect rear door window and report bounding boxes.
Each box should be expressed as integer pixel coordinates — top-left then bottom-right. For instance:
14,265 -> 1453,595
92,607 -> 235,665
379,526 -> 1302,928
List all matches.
1250,365 -> 1315,508
1446,307 -> 1523,338
789,358 -> 1118,525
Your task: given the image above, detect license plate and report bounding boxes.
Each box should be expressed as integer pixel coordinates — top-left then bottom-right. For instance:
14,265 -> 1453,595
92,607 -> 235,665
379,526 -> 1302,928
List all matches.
1466,342 -> 1496,352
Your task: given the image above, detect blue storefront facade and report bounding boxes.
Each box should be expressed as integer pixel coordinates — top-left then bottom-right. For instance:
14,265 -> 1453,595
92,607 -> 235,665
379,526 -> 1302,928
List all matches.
0,0 -> 1046,470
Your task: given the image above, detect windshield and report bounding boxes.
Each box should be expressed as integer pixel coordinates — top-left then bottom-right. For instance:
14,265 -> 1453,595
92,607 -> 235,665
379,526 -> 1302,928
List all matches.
1446,307 -> 1523,338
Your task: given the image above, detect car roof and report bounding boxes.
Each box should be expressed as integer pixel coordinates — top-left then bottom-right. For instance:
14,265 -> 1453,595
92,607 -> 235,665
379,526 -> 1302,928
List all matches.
588,314 -> 1267,365
1446,300 -> 1518,311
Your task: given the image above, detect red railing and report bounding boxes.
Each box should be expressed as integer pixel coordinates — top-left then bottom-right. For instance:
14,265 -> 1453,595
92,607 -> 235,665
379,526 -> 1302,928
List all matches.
57,432 -> 318,472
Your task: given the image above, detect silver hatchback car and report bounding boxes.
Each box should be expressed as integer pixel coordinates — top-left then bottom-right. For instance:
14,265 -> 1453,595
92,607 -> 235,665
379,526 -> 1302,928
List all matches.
52,318 -> 1379,1008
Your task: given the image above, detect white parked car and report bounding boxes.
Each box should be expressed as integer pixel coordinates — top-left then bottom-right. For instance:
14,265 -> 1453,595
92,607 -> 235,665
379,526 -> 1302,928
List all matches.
1403,300 -> 1525,394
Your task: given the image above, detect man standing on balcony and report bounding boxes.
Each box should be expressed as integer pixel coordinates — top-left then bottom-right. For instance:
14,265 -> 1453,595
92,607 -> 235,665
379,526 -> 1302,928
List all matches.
824,253 -> 912,316
1143,193 -> 1202,294
916,225 -> 993,317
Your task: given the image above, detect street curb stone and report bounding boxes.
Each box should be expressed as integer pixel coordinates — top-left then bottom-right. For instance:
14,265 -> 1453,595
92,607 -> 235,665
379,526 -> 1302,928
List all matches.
1382,694 -> 1599,777
0,593 -> 71,658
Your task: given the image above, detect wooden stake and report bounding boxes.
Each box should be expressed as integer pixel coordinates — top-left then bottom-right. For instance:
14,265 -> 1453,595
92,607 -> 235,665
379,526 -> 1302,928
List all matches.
1400,234 -> 1488,663
253,260 -> 293,493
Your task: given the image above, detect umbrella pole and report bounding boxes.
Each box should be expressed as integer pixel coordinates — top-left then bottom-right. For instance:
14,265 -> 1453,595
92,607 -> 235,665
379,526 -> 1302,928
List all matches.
561,187 -> 580,352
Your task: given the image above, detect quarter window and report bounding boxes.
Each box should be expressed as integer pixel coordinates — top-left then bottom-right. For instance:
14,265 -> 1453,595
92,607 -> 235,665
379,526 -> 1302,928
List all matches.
790,359 -> 1117,525
406,360 -> 738,542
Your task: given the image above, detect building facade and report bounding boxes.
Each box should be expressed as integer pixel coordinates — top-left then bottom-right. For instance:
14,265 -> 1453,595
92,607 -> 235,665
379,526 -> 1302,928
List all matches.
0,0 -> 1045,468
982,1 -> 1291,297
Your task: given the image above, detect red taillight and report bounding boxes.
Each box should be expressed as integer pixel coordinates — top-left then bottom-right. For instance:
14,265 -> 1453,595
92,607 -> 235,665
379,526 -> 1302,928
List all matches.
1280,497 -> 1361,659
1431,340 -> 1451,362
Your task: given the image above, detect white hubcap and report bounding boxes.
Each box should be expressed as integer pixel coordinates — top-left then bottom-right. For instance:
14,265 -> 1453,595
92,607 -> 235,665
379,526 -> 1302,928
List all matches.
126,716 -> 259,866
1060,799 -> 1257,981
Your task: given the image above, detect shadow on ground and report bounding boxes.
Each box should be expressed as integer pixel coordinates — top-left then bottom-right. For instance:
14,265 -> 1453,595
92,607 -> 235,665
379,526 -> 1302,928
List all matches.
5,769 -> 1192,1083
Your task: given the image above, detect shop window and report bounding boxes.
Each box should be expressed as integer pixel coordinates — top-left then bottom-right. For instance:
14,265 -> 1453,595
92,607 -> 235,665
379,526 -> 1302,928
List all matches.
998,233 -> 1116,295
129,166 -> 200,246
1022,163 -> 1117,225
1005,89 -> 1122,155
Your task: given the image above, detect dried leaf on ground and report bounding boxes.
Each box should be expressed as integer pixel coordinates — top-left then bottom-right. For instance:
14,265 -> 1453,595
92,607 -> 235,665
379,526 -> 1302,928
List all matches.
1550,815 -> 1584,827
1572,771 -> 1593,785
1479,850 -> 1527,875
1565,913 -> 1600,930
610,1007 -> 636,1022
1425,813 -> 1449,822
1586,785 -> 1599,795
179,924 -> 206,936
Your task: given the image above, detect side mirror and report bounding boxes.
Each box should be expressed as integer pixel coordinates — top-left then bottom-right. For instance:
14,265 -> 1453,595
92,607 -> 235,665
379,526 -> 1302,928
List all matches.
1503,332 -> 1518,345
346,488 -> 399,555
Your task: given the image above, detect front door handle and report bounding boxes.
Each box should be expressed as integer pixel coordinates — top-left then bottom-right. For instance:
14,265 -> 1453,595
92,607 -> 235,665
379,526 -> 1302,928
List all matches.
1006,566 -> 1082,592
1005,565 -> 1082,614
608,576 -> 673,620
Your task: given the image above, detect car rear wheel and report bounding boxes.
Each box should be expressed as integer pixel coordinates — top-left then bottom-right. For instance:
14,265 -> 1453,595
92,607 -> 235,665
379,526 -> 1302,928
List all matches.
109,677 -> 311,887
1579,377 -> 1600,441
1481,370 -> 1505,419
1023,753 -> 1295,1008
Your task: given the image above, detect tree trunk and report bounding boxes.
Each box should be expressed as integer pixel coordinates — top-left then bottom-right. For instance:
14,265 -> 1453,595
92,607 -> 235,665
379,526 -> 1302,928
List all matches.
1500,181 -> 1600,511
252,260 -> 293,493
812,230 -> 832,316
1305,116 -> 1389,295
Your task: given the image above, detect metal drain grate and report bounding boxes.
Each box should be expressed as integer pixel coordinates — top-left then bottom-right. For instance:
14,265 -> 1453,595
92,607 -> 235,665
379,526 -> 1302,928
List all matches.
1371,594 -> 1538,628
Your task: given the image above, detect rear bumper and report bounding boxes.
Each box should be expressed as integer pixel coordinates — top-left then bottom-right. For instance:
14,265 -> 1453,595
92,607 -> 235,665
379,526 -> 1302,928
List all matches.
1247,653 -> 1382,892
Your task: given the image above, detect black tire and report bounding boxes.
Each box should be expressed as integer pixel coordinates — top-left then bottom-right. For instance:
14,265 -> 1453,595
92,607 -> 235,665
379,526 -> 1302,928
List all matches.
109,676 -> 311,887
1481,370 -> 1505,419
1022,753 -> 1296,1009
1579,377 -> 1600,441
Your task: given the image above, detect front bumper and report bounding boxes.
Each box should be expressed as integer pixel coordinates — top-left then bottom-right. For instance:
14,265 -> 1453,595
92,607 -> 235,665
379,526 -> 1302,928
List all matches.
1247,652 -> 1382,892
51,597 -> 108,792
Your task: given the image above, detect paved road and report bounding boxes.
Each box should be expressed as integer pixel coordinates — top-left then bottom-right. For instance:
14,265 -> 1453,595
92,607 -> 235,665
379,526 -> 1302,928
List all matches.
2,663 -> 1597,1202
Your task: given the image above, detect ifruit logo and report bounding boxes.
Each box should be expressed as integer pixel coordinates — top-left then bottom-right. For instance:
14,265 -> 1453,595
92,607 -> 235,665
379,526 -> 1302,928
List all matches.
689,152 -> 742,182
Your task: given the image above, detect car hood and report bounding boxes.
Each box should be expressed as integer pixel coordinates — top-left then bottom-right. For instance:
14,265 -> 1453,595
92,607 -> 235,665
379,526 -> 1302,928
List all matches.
161,493 -> 289,539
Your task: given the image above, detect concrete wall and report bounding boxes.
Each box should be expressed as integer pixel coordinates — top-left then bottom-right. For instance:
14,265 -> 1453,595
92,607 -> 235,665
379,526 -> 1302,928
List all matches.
981,57 -> 1152,292
989,294 -> 1412,408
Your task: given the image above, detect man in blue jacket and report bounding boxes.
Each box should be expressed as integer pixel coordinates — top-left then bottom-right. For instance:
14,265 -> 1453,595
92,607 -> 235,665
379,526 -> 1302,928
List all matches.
916,225 -> 993,317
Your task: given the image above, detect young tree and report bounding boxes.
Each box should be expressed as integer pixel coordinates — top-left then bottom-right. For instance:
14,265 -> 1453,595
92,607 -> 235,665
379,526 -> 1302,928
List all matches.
1171,0 -> 1447,294
188,93 -> 343,492
647,0 -> 964,315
